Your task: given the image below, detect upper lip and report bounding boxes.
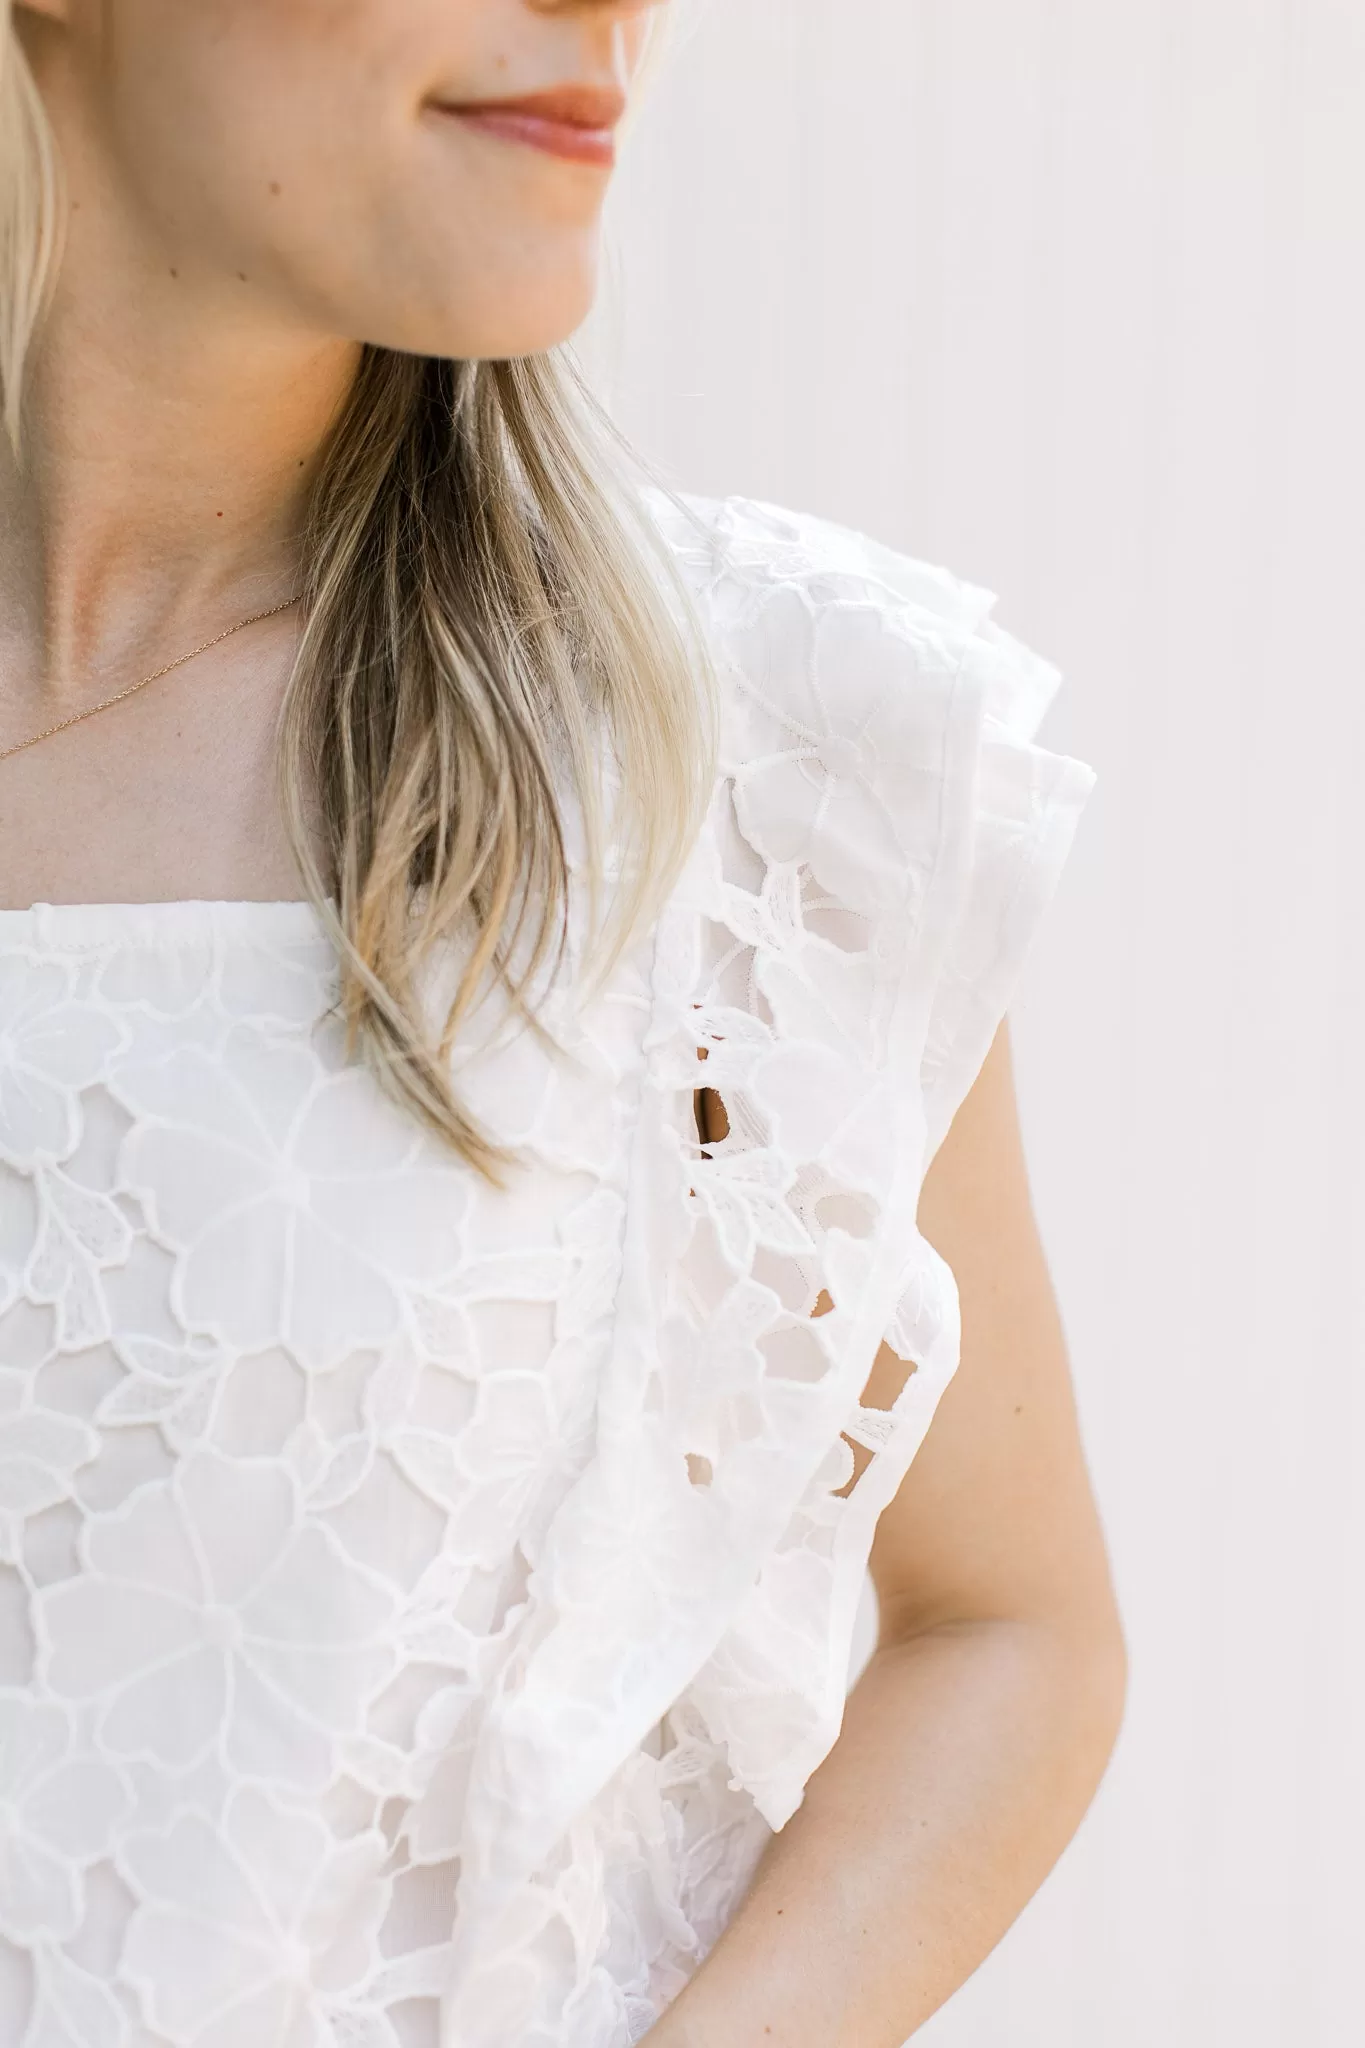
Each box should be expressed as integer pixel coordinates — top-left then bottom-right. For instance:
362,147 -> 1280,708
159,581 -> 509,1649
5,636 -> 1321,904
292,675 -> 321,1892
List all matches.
436,84 -> 628,131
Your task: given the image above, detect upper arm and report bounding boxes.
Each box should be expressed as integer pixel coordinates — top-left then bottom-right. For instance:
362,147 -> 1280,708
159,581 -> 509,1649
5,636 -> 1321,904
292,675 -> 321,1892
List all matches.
862,1019 -> 1120,1650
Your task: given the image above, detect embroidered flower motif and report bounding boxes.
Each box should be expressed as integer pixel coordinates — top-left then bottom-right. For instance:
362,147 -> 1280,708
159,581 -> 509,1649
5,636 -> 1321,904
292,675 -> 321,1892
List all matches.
394,1370 -> 560,1569
98,924 -> 334,1030
0,1375 -> 98,1519
746,1041 -> 901,1194
727,590 -> 946,916
0,493 -> 1093,2045
656,1277 -> 783,1465
0,1165 -> 37,1321
96,944 -> 218,1023
28,1165 -> 135,1349
116,1032 -> 471,1369
25,1942 -> 130,2048
0,1696 -> 129,1940
120,1790 -> 389,2046
0,956 -> 122,1168
688,1146 -> 816,1270
219,931 -> 338,1029
41,1452 -> 396,1787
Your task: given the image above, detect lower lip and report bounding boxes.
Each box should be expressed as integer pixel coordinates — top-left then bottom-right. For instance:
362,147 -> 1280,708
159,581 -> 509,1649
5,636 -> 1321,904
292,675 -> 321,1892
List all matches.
443,107 -> 618,169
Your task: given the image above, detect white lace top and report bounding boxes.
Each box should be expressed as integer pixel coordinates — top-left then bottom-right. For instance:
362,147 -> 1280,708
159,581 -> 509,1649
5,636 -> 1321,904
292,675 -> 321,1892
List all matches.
0,496 -> 1097,2048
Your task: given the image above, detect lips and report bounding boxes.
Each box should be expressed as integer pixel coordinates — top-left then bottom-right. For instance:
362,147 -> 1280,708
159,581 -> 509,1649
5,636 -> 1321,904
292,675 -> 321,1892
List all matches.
434,84 -> 628,169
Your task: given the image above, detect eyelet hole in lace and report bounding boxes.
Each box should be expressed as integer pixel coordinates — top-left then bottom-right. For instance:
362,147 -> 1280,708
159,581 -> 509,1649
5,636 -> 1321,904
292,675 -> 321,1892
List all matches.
693,1076 -> 729,1152
759,1317 -> 832,1385
811,1286 -> 868,1495
832,1335 -> 921,1502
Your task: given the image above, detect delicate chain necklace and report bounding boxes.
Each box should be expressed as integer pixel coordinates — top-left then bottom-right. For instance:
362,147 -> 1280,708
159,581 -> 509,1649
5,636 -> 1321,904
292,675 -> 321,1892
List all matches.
0,593 -> 303,765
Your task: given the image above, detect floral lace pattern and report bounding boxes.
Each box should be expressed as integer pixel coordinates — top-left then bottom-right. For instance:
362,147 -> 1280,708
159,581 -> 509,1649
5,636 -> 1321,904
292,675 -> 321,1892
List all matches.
0,497 -> 1096,2047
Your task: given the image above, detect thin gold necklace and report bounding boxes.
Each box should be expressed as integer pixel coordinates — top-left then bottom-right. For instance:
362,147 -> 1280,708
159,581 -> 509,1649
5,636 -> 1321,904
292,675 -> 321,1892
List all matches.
0,593 -> 303,765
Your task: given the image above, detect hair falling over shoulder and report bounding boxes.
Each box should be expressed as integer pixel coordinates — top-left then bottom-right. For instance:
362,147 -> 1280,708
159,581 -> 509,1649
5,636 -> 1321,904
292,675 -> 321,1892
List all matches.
0,6 -> 717,1187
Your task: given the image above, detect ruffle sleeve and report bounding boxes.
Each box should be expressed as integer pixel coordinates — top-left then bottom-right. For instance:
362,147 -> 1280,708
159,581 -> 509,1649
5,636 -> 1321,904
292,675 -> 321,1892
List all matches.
654,495 -> 1099,1828
443,493 -> 1098,2005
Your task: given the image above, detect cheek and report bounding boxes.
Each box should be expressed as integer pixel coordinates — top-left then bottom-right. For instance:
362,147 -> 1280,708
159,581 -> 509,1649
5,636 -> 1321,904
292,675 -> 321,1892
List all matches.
351,149 -> 610,358
94,1 -> 384,237
91,0 -> 615,359
226,115 -> 610,359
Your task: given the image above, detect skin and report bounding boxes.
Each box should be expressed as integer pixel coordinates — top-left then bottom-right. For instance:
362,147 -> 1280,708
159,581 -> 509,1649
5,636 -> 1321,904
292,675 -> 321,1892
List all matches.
0,0 -> 654,907
3,2 -> 1127,2040
685,1034 -> 1127,2044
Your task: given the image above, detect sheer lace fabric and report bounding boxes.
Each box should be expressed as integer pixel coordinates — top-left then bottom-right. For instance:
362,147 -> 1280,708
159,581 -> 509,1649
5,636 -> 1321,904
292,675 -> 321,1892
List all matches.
0,496 -> 1097,2048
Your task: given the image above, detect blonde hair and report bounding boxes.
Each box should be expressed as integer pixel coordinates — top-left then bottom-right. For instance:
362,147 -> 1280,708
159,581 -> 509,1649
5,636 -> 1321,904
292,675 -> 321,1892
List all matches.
0,9 -> 715,1186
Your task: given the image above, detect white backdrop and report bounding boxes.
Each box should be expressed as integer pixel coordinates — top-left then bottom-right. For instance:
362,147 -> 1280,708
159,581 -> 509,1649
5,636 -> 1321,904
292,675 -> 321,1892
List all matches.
588,3 -> 1365,2043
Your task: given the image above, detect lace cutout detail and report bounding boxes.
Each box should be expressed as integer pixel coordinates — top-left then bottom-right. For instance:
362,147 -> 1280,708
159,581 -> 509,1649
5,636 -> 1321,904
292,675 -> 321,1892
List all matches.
441,496 -> 1097,2031
0,498 -> 1097,2047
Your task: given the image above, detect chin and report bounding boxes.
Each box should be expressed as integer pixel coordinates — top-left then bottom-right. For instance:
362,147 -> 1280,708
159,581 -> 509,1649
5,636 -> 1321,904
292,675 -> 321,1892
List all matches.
387,250 -> 602,365
465,296 -> 597,363
444,307 -> 591,361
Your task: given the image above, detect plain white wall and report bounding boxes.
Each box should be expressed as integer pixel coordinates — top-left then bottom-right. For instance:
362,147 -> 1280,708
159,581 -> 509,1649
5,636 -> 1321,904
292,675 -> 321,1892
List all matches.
589,3 -> 1365,2043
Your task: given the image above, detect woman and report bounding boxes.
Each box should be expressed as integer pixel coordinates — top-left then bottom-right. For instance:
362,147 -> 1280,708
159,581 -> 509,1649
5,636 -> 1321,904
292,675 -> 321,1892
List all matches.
0,3 -> 1125,2045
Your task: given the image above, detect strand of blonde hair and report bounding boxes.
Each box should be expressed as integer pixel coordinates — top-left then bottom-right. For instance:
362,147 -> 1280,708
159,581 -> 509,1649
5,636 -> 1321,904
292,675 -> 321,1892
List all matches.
0,6 -> 717,1187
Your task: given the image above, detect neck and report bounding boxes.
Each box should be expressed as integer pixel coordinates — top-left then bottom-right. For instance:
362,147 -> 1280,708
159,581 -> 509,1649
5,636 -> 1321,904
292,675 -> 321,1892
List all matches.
0,71 -> 361,712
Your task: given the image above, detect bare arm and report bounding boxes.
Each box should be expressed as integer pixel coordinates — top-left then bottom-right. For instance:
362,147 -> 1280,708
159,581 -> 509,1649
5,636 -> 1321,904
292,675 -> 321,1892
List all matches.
654,1020 -> 1126,2047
